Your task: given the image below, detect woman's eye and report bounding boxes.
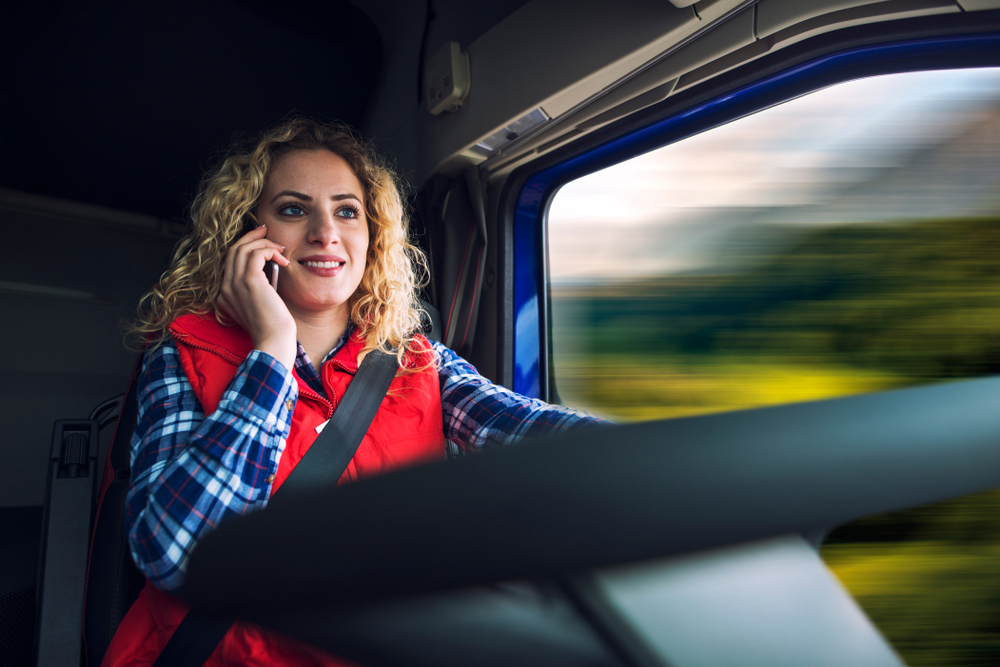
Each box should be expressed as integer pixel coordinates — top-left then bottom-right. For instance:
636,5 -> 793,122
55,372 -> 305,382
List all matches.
338,206 -> 360,219
279,203 -> 306,216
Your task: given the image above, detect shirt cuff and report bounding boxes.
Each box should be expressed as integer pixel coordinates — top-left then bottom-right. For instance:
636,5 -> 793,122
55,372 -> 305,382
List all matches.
222,350 -> 298,442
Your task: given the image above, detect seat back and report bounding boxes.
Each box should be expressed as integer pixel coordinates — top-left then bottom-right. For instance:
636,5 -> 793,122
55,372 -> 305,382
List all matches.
34,419 -> 99,667
83,358 -> 146,666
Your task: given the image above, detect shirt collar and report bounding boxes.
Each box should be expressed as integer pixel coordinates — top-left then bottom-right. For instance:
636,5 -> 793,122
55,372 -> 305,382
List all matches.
294,321 -> 354,393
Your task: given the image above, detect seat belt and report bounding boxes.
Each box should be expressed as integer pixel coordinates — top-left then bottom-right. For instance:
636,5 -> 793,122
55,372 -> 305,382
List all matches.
152,348 -> 399,667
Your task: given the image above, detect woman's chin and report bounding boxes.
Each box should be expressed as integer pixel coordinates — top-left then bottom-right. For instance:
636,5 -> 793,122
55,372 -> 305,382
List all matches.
282,294 -> 353,319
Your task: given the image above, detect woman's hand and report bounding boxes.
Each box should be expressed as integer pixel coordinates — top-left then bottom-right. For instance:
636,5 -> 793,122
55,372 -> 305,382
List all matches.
219,225 -> 297,371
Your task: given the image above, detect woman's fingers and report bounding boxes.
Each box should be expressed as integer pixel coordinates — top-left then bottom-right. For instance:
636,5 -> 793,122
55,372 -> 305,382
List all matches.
216,235 -> 295,370
219,226 -> 297,369
228,228 -> 285,276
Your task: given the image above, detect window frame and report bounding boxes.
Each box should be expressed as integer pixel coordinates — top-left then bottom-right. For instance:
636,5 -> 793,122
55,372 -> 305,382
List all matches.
494,18 -> 1000,401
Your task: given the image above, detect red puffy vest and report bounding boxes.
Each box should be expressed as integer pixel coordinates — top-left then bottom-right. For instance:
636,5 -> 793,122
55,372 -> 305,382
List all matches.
102,314 -> 445,667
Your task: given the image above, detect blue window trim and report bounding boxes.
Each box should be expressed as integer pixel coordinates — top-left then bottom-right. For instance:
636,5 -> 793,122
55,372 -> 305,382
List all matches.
511,33 -> 1000,399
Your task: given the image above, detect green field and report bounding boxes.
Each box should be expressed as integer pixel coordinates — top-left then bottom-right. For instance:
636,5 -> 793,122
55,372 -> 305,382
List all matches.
551,216 -> 1000,666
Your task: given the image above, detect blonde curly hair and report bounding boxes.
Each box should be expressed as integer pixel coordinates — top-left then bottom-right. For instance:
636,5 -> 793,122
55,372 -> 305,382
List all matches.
129,118 -> 430,368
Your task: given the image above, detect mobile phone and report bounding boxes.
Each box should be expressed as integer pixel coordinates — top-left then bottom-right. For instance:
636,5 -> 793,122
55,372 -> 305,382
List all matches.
264,260 -> 279,290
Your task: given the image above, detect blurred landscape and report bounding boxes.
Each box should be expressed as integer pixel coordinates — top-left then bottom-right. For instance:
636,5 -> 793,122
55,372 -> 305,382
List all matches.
549,70 -> 1000,666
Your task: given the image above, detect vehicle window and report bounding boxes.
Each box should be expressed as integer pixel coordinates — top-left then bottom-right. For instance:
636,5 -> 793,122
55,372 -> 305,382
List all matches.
547,68 -> 1000,667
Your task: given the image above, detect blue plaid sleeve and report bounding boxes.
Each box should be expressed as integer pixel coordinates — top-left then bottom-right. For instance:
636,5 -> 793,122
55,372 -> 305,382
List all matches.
125,340 -> 297,593
434,341 -> 609,452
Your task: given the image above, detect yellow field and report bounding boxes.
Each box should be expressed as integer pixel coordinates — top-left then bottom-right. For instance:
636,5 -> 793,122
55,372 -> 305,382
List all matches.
823,535 -> 1000,666
555,355 -> 906,422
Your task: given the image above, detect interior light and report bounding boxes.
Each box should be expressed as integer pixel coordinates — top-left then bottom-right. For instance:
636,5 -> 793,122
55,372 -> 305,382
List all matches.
473,108 -> 550,156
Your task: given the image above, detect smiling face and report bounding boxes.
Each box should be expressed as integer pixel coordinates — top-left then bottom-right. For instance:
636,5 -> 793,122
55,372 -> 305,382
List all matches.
256,149 -> 369,321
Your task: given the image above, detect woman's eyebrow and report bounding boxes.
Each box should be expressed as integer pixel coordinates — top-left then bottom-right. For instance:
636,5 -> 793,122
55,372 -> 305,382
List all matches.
269,191 -> 361,203
270,190 -> 311,203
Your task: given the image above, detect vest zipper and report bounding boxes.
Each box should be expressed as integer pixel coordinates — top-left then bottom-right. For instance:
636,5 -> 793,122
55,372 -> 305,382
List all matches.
297,381 -> 335,418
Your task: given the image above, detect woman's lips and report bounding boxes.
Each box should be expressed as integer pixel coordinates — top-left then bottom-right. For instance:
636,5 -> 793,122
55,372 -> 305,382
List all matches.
299,256 -> 346,276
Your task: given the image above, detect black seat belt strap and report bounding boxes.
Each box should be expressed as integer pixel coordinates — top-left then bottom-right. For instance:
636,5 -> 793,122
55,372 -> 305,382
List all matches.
152,348 -> 398,667
276,348 -> 398,498
150,613 -> 234,667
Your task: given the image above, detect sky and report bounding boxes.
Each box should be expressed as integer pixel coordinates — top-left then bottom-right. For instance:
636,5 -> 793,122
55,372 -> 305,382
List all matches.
548,68 -> 1000,282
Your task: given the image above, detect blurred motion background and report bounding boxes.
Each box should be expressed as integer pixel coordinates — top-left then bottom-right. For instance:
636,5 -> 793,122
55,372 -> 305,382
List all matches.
548,68 -> 1000,666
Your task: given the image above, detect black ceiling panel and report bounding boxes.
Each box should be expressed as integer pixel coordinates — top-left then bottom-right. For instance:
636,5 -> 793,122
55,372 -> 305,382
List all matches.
0,0 -> 383,220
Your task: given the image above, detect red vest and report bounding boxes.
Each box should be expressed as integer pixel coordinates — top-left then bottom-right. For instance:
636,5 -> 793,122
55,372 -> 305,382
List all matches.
102,314 -> 445,667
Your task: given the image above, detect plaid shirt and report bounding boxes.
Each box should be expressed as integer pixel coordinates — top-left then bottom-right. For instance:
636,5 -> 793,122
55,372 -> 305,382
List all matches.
126,330 -> 605,593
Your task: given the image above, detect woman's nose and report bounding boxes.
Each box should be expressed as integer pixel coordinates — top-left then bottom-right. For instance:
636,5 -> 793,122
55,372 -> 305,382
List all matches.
307,210 -> 340,245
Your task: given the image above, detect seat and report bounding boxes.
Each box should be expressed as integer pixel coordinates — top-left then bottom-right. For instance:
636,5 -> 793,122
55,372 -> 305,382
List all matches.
31,371 -> 143,667
82,362 -> 145,667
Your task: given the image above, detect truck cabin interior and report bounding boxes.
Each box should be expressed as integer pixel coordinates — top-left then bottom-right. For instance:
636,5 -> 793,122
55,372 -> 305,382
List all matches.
2,1 -> 1000,666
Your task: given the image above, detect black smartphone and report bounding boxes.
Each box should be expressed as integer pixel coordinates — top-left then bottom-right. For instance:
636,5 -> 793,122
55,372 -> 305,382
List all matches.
248,219 -> 279,290
263,260 -> 279,290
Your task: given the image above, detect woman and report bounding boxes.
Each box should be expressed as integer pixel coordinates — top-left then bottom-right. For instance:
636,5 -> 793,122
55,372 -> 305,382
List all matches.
103,118 -> 603,666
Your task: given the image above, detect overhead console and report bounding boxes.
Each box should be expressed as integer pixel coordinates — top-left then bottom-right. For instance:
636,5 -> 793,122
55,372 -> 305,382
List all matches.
361,0 -> 1000,186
